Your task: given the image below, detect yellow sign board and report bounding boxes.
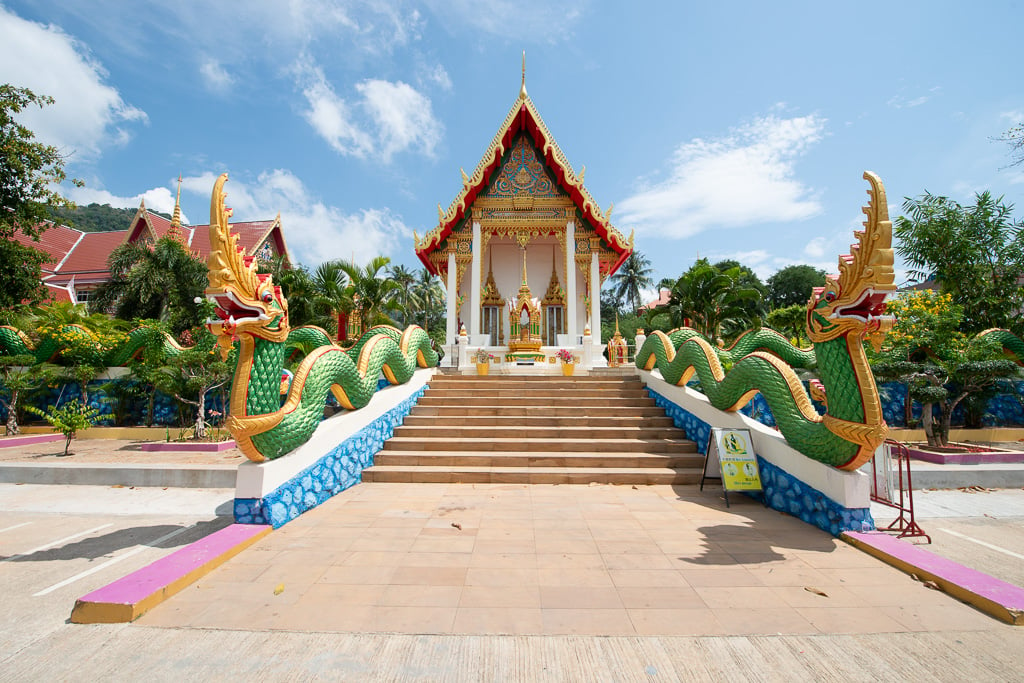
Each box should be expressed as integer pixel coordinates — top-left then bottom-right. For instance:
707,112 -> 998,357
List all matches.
709,428 -> 762,491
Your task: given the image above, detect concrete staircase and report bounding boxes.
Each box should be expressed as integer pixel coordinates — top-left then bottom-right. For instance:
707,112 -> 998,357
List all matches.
362,374 -> 703,485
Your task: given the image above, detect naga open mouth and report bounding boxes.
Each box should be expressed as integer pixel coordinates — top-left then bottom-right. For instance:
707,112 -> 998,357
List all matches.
207,291 -> 270,330
833,288 -> 890,323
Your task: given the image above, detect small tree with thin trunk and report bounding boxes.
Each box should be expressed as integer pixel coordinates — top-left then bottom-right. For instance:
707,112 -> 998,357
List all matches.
0,354 -> 58,435
153,327 -> 230,439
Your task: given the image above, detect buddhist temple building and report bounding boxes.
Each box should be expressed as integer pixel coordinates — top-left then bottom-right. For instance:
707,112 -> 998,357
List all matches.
414,58 -> 633,369
12,179 -> 289,307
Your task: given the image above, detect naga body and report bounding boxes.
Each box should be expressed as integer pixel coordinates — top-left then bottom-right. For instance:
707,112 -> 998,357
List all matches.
637,172 -> 897,470
204,174 -> 437,462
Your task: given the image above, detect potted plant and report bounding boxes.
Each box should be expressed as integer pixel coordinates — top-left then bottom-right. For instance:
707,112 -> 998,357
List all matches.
556,348 -> 575,376
475,348 -> 491,375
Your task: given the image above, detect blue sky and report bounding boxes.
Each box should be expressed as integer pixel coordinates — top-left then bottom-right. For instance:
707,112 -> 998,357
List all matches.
2,1 -> 1022,298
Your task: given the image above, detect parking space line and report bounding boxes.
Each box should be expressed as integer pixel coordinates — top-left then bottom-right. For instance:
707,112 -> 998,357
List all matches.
0,522 -> 31,535
33,524 -> 197,597
939,527 -> 1024,561
1,523 -> 113,562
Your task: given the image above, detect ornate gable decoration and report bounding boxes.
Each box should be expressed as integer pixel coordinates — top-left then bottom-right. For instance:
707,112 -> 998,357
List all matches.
414,68 -> 633,277
483,135 -> 561,200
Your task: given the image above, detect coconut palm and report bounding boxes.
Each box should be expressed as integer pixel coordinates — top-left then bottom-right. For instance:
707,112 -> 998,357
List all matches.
388,264 -> 417,327
609,251 -> 655,313
310,260 -> 353,340
662,259 -> 762,342
411,268 -> 444,333
341,256 -> 403,332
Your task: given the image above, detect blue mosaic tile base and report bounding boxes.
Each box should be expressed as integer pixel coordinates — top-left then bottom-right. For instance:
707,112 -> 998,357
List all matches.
647,387 -> 874,536
234,386 -> 427,528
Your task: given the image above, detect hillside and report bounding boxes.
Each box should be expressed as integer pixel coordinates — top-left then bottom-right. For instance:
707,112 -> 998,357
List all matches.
50,203 -> 172,232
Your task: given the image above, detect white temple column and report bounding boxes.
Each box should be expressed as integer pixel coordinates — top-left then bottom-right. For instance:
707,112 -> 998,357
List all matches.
590,250 -> 606,366
445,251 -> 457,346
470,221 -> 483,338
565,220 -> 577,341
590,251 -> 601,346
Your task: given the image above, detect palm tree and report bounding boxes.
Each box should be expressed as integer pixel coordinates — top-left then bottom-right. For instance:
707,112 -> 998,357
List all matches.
259,257 -> 318,328
662,259 -> 761,342
411,268 -> 444,333
310,260 -> 352,341
609,251 -> 655,312
92,236 -> 208,335
341,256 -> 403,332
388,264 -> 417,327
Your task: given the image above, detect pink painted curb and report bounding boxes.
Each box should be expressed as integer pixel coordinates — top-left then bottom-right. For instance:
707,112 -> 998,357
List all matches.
71,523 -> 271,623
843,530 -> 1024,625
140,440 -> 237,452
0,433 -> 64,448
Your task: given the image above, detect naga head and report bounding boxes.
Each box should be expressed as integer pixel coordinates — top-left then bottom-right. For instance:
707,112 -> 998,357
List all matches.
205,173 -> 289,358
807,171 -> 896,351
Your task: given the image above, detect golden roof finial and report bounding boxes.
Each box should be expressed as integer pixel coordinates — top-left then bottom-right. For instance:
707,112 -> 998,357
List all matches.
519,51 -> 527,100
170,174 -> 183,230
521,246 -> 528,285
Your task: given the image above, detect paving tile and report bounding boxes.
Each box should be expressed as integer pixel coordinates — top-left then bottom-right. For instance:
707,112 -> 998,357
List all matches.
537,567 -> 614,587
297,582 -> 385,606
615,586 -> 706,609
469,552 -> 538,568
362,606 -> 457,634
465,567 -> 539,586
341,551 -> 409,567
378,585 -> 464,607
539,585 -> 623,609
390,566 -> 467,586
678,567 -> 762,587
793,606 -> 910,634
609,569 -> 690,587
711,607 -> 818,635
535,552 -> 604,569
542,608 -> 635,635
627,608 -> 726,636
400,551 -> 473,567
459,585 -> 542,608
319,565 -> 397,585
693,586 -> 790,609
771,585 -> 867,609
409,536 -> 477,553
453,607 -> 544,634
602,553 -> 674,570
878,603 -> 1002,632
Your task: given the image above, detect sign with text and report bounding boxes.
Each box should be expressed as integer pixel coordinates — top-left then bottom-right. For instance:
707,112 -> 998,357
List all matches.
708,428 -> 762,491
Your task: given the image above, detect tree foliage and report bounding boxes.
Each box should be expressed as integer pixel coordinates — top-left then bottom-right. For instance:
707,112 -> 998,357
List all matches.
894,191 -> 1024,335
870,291 -> 1020,447
92,235 -> 209,334
658,259 -> 762,342
765,304 -> 808,345
0,237 -> 47,307
766,264 -> 826,309
0,354 -> 58,435
995,122 -> 1024,168
609,251 -> 655,313
50,203 -> 169,233
26,399 -> 101,456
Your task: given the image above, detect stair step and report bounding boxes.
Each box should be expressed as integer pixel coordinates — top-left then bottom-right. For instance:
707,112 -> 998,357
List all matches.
411,406 -> 667,417
401,415 -> 675,428
415,396 -> 655,407
361,465 -> 703,485
393,425 -> 685,440
424,388 -> 650,398
373,451 -> 705,468
383,436 -> 697,453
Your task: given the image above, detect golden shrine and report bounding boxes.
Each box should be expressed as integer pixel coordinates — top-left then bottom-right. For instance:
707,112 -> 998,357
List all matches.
414,56 -> 633,369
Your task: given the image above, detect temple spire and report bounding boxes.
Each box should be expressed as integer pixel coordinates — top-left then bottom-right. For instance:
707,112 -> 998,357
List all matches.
168,174 -> 185,244
519,51 -> 527,100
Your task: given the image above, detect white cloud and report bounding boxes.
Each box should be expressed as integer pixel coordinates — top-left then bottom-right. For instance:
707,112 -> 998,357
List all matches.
67,184 -> 187,223
0,6 -> 146,160
887,86 -> 940,110
423,0 -> 587,41
357,79 -> 440,160
422,63 -> 453,92
294,57 -> 441,162
617,112 -> 826,240
180,170 -> 410,266
199,59 -> 234,91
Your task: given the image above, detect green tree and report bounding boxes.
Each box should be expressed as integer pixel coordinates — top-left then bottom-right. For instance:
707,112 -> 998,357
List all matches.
0,85 -> 80,309
259,257 -> 317,328
308,260 -> 353,340
0,354 -> 58,434
92,236 -> 208,335
766,264 -> 826,309
895,191 -> 1024,335
153,327 -> 230,439
609,251 -> 655,313
765,304 -> 809,345
871,291 -> 1020,447
34,302 -> 129,403
713,259 -> 768,318
26,399 -> 101,456
411,268 -> 444,335
388,264 -> 417,326
661,259 -> 762,342
341,256 -> 403,332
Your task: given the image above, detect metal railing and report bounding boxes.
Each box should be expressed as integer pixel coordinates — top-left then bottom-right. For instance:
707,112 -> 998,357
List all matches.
869,439 -> 930,542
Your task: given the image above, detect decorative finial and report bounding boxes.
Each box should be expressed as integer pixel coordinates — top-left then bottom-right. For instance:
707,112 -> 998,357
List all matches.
519,51 -> 527,100
171,175 -> 183,230
578,165 -> 585,183
521,246 -> 528,285
461,167 -> 469,185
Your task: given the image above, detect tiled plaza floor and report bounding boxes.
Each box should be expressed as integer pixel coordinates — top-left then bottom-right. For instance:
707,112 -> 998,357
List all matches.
137,483 -> 1004,636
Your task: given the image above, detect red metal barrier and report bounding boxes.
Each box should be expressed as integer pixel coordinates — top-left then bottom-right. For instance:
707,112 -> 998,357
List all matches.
870,439 -> 931,543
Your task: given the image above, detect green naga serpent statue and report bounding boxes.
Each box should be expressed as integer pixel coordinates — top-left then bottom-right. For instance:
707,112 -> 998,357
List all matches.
637,171 -> 897,471
204,173 -> 438,462
0,322 -> 190,367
